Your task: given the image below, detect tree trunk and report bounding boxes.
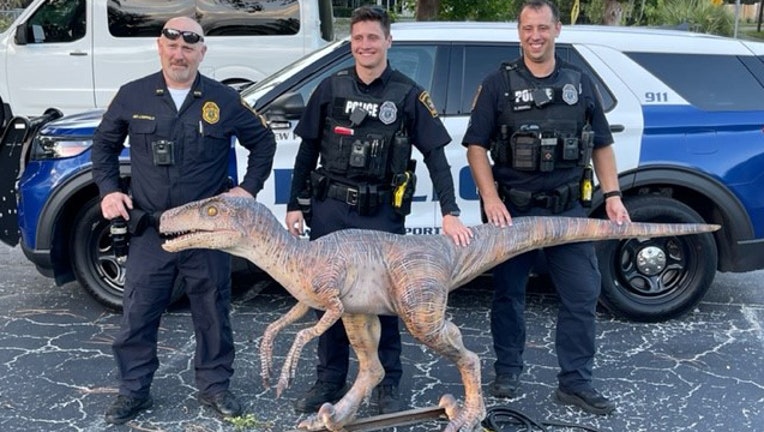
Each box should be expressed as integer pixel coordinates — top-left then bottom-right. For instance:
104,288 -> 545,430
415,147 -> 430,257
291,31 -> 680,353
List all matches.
604,0 -> 624,25
415,0 -> 440,21
758,0 -> 763,33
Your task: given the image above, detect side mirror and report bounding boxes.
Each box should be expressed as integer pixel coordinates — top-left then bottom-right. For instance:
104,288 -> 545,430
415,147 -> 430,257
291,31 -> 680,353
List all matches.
267,92 -> 305,122
14,23 -> 28,45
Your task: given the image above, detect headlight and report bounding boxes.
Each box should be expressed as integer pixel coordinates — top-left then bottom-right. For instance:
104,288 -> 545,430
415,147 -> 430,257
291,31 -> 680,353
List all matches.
31,135 -> 93,160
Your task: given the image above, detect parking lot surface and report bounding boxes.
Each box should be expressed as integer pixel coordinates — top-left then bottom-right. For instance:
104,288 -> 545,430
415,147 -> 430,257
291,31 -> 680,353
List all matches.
1,243 -> 762,432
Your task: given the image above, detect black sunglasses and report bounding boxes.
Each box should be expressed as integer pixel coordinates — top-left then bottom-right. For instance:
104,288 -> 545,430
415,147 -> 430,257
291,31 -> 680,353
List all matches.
161,28 -> 204,44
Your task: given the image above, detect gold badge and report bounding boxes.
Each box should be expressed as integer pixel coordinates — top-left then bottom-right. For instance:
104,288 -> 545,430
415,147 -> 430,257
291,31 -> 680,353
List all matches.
202,101 -> 220,124
418,91 -> 439,118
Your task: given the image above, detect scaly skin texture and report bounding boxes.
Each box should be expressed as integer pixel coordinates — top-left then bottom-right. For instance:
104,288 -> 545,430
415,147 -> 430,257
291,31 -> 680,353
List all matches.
160,195 -> 720,432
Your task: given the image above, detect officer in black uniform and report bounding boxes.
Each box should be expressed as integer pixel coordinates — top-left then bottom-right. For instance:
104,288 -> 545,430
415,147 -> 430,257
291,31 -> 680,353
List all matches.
92,17 -> 276,425
464,0 -> 630,416
285,5 -> 473,416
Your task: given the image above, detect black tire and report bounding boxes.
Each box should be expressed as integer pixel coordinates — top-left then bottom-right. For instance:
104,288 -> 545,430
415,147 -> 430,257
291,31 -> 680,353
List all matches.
596,195 -> 717,322
71,198 -> 185,311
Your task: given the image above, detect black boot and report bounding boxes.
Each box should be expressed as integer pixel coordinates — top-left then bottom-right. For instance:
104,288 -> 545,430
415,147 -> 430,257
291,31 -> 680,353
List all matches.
104,395 -> 153,425
294,380 -> 349,413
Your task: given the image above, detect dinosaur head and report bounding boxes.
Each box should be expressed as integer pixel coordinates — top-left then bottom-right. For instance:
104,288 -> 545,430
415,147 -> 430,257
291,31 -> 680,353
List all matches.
159,194 -> 257,253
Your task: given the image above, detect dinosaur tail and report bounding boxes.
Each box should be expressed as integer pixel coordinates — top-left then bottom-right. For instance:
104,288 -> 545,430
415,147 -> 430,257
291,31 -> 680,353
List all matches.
450,217 -> 720,289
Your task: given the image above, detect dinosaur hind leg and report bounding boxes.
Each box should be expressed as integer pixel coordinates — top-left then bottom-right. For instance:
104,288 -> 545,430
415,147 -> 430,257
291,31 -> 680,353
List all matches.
405,318 -> 485,432
299,313 -> 384,431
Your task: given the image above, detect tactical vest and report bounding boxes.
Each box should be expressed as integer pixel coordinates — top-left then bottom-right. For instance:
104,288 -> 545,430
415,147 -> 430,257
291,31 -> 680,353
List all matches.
320,70 -> 412,183
491,61 -> 592,172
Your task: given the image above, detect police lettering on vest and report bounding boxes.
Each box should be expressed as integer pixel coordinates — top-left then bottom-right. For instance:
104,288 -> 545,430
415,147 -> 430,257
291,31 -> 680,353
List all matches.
490,60 -> 593,172
319,70 -> 413,183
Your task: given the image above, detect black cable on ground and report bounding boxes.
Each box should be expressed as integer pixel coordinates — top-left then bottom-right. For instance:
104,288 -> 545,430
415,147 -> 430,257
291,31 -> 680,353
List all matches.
481,406 -> 603,432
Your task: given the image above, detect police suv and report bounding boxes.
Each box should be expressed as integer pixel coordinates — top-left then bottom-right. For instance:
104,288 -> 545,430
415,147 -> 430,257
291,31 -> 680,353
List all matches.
1,22 -> 763,322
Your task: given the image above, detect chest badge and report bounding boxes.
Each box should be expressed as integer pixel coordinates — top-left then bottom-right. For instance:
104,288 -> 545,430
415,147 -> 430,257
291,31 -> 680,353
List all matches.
202,101 -> 220,124
562,83 -> 578,105
378,100 -> 397,125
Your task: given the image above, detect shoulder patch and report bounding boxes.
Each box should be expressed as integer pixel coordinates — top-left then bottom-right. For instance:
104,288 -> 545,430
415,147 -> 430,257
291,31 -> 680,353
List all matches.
418,91 -> 438,118
471,85 -> 482,111
241,97 -> 268,128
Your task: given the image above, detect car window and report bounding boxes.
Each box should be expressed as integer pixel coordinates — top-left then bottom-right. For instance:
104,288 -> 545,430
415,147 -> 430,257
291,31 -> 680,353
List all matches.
458,44 -> 521,114
454,44 -> 616,114
24,0 -> 86,43
626,52 -> 764,111
107,0 -> 301,37
288,44 -> 442,111
559,47 -> 616,112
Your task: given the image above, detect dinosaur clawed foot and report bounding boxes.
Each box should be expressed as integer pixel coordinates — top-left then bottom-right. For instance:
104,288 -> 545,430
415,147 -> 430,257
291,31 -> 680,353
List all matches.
296,402 -> 343,431
275,374 -> 291,397
438,394 -> 485,432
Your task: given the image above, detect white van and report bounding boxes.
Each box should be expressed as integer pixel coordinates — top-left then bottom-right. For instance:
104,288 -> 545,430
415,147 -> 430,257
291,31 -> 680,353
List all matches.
0,0 -> 333,126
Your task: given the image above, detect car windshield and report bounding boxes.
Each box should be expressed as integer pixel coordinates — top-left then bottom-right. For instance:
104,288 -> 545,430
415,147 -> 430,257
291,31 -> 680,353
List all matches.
241,39 -> 349,105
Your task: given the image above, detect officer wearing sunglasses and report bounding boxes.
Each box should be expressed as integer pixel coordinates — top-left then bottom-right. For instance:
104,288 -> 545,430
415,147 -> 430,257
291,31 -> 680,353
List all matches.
93,16 -> 276,425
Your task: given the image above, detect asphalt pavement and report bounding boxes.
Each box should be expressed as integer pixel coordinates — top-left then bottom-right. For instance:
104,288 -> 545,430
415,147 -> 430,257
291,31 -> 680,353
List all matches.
1,242 -> 762,432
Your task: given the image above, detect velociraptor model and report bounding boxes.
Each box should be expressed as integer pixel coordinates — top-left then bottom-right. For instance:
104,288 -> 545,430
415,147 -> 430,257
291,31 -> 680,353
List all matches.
160,195 -> 720,432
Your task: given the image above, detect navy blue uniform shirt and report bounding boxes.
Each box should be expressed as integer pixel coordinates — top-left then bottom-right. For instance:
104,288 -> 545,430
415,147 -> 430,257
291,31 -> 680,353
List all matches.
289,65 -> 459,215
463,57 -> 613,191
92,72 -> 276,213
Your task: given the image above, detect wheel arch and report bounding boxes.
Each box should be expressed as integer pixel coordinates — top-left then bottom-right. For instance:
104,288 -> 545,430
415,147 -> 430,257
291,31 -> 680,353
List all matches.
591,165 -> 751,273
35,164 -> 132,281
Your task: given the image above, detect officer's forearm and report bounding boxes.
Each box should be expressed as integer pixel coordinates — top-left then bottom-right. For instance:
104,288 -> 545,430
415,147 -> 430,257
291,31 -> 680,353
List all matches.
466,145 -> 499,201
592,145 -> 620,193
423,147 -> 459,215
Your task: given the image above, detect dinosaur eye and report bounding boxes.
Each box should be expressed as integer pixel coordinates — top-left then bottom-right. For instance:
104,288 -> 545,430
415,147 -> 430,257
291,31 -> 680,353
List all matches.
207,205 -> 218,217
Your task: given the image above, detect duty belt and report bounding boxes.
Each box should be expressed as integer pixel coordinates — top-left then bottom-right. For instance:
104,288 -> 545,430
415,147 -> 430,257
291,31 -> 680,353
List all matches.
326,182 -> 389,207
327,182 -> 361,205
500,182 -> 580,214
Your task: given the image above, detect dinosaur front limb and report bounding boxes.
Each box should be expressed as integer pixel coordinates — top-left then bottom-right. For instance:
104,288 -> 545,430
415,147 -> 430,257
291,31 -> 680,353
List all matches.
260,302 -> 311,387
276,297 -> 345,396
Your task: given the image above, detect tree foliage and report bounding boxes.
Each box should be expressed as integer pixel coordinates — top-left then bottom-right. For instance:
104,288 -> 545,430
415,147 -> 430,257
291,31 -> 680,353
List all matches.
404,0 -> 743,37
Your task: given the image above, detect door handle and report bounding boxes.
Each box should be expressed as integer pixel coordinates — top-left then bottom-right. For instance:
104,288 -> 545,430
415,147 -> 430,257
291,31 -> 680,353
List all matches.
69,51 -> 88,56
268,121 -> 292,130
610,124 -> 625,133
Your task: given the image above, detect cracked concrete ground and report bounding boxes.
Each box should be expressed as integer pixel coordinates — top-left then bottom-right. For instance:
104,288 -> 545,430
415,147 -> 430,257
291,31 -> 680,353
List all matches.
1,243 -> 762,432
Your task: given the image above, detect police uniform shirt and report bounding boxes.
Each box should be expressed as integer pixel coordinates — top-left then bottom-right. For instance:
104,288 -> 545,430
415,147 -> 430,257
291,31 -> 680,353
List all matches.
92,72 -> 276,213
289,64 -> 459,214
463,57 -> 613,191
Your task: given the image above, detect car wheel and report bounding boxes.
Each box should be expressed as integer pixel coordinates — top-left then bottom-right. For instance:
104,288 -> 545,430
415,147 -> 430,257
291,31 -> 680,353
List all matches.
596,195 -> 717,322
71,198 -> 185,311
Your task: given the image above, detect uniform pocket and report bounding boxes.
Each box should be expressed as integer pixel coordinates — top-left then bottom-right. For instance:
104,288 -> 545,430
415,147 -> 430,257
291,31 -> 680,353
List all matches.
128,118 -> 158,156
200,124 -> 230,159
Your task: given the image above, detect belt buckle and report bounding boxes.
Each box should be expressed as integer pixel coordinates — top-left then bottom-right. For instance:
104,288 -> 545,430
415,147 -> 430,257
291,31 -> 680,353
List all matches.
346,188 -> 358,206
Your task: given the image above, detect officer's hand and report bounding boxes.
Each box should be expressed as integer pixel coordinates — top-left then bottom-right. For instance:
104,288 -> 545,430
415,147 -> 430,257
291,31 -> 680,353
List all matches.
442,215 -> 473,247
224,186 -> 253,198
605,196 -> 631,225
101,192 -> 133,221
483,197 -> 512,227
285,210 -> 304,237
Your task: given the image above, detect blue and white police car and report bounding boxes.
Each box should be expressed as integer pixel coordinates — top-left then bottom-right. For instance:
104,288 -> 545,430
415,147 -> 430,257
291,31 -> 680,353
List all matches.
1,22 -> 763,321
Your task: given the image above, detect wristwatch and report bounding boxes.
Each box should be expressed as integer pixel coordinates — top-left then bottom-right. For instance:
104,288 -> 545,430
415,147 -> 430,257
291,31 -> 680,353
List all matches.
447,210 -> 461,217
603,190 -> 623,200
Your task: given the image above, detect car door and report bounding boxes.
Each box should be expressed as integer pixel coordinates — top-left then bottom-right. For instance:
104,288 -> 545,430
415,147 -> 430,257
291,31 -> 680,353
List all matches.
7,0 -> 93,116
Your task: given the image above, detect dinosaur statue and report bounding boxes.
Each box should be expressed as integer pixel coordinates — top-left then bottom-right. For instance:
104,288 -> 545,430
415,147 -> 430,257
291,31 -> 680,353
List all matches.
159,195 -> 720,432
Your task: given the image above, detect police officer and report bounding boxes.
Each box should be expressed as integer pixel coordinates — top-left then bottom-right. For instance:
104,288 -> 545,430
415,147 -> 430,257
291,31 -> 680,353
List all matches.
92,17 -> 276,425
285,5 -> 472,415
464,0 -> 629,415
